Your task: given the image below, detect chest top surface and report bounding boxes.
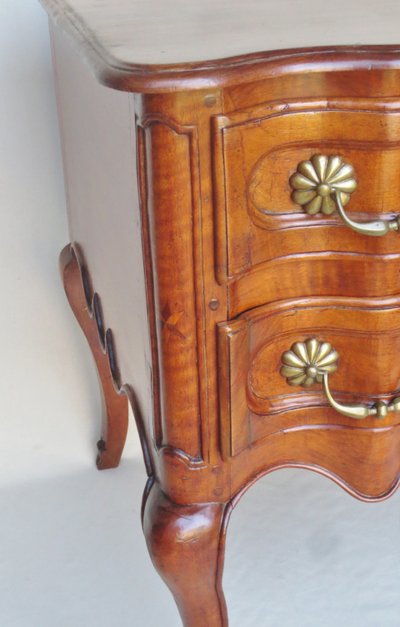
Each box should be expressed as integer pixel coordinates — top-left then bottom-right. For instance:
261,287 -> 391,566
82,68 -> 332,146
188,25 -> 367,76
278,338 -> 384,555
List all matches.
41,0 -> 400,92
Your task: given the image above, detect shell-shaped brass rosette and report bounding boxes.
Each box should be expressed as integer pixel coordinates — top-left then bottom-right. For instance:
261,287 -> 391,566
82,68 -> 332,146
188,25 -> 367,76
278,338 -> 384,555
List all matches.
280,338 -> 339,388
289,154 -> 357,215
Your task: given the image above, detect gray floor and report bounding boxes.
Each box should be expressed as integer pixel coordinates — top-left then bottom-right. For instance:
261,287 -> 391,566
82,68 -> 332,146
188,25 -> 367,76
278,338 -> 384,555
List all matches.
1,454 -> 399,627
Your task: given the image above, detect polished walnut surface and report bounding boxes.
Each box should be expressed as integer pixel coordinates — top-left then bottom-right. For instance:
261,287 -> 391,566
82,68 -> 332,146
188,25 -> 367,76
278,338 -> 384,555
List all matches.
41,0 -> 400,625
41,0 -> 400,90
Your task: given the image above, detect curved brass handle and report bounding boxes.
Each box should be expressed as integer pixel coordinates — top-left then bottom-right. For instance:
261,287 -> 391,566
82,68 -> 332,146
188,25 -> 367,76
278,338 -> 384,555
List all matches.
290,154 -> 400,237
280,338 -> 400,420
334,190 -> 400,236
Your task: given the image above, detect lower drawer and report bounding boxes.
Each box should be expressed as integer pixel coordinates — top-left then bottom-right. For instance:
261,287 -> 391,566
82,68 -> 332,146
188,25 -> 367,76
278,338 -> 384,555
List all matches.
218,296 -> 400,458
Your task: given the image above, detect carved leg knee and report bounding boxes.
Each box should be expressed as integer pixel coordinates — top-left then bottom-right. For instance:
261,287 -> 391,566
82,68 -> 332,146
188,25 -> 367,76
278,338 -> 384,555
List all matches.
143,481 -> 230,627
59,244 -> 129,469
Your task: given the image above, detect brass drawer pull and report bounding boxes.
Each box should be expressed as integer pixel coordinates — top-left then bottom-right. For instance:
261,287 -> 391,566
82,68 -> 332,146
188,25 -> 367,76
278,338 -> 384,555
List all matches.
280,338 -> 400,420
290,154 -> 400,236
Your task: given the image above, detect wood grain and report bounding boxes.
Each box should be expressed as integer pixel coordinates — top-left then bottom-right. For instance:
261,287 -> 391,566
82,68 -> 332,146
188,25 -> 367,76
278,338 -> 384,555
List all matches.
218,295 -> 400,456
47,12 -> 400,625
41,0 -> 400,91
138,115 -> 203,460
51,25 -> 157,455
40,0 -> 400,68
214,98 -> 400,281
60,244 -> 129,469
143,481 -> 230,627
227,252 -> 400,318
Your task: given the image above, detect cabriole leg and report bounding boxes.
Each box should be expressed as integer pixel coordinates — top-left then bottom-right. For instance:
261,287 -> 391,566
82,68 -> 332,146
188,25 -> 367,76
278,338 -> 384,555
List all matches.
143,481 -> 230,627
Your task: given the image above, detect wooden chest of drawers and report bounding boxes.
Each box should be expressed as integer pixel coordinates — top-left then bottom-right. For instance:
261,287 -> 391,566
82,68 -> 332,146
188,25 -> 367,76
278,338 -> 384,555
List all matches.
40,0 -> 400,624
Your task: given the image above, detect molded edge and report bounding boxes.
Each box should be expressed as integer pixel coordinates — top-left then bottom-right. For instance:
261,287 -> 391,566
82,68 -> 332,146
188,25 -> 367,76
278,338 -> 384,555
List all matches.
41,2 -> 400,93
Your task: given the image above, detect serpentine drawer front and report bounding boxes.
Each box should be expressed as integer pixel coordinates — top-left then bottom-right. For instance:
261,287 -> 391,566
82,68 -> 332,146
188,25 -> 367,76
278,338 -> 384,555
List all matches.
40,0 -> 400,625
218,297 -> 400,460
215,100 -> 400,315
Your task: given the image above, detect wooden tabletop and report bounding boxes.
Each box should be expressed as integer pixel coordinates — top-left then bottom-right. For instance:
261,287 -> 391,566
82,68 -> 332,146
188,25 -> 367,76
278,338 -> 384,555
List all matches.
41,0 -> 400,92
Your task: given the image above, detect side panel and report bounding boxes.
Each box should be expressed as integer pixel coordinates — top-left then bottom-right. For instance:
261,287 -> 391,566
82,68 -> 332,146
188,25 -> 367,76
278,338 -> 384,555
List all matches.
50,25 -> 154,443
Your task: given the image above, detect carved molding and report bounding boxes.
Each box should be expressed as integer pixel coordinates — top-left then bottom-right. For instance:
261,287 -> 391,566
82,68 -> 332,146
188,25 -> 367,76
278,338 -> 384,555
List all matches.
218,295 -> 400,457
213,98 -> 400,281
136,114 -> 206,462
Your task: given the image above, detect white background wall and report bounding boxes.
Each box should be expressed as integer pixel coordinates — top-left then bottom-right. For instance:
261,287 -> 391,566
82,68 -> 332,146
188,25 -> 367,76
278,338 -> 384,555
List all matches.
1,2 -> 400,626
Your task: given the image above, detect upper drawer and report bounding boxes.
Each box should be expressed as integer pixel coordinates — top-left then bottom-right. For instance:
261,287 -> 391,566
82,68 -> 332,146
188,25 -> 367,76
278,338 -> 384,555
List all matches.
213,98 -> 400,305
